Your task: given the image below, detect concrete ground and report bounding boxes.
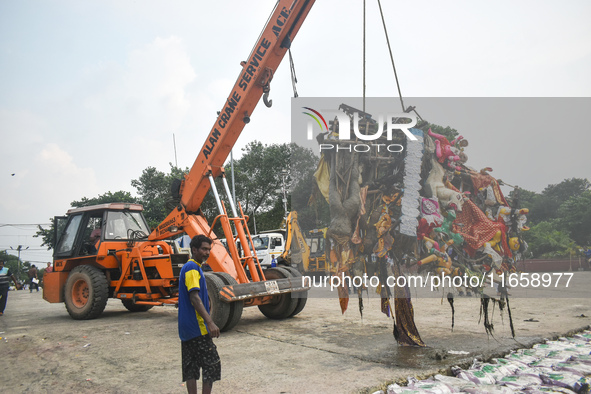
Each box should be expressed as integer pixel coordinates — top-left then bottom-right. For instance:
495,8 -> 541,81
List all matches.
0,271 -> 590,393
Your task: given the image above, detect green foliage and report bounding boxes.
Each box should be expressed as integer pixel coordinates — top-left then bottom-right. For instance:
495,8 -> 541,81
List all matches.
227,141 -> 319,233
128,164 -> 219,227
508,188 -> 537,211
131,165 -> 181,229
523,221 -> 575,258
230,141 -> 289,216
71,190 -> 137,208
522,178 -> 590,225
506,178 -> 591,258
556,191 -> 591,246
255,199 -> 288,232
420,122 -> 459,142
516,178 -> 590,257
34,222 -> 55,250
544,177 -> 590,200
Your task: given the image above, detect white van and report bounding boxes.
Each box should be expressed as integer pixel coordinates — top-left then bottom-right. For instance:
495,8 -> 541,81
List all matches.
251,232 -> 285,268
180,233 -> 285,269
173,234 -> 192,255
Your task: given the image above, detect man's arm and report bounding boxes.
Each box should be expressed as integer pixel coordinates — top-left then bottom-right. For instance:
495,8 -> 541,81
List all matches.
11,274 -> 21,289
189,290 -> 220,338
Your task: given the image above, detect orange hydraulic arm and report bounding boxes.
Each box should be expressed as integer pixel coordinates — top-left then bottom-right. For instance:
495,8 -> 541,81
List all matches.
148,1 -> 315,286
180,0 -> 315,212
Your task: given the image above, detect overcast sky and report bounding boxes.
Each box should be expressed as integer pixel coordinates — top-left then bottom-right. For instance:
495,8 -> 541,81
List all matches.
1,0 -> 590,264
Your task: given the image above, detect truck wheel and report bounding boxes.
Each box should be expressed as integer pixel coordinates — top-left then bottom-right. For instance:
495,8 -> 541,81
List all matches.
213,272 -> 244,331
64,265 -> 109,320
282,266 -> 308,317
204,273 -> 230,331
258,267 -> 298,319
121,299 -> 153,312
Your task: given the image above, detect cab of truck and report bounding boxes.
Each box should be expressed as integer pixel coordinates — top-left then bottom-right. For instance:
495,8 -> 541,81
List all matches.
53,203 -> 151,260
251,232 -> 285,268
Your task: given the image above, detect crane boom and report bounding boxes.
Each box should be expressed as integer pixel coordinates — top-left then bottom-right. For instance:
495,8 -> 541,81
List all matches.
147,0 -> 316,291
45,1 -> 315,326
181,0 -> 315,212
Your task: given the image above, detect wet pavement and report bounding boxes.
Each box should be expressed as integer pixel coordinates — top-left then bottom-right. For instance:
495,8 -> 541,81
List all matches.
0,271 -> 590,393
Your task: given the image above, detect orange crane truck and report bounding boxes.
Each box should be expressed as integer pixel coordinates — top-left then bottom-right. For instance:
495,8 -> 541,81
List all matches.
42,0 -> 315,330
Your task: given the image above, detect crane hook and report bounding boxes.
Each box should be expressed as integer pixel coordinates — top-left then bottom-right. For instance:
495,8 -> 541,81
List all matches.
260,67 -> 274,108
263,91 -> 273,108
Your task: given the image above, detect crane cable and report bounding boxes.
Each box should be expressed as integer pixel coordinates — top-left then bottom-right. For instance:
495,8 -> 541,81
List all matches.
363,0 -> 366,113
374,0 -> 423,121
376,0 -> 405,113
289,49 -> 298,97
290,1 -> 422,121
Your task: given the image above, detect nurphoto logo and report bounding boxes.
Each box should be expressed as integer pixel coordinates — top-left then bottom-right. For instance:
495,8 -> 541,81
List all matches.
301,106 -> 418,153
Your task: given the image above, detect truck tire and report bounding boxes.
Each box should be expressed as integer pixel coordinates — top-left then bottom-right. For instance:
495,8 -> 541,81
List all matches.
258,267 -> 298,319
64,265 -> 109,320
121,299 -> 154,312
213,272 -> 244,331
204,273 -> 230,331
282,266 -> 308,317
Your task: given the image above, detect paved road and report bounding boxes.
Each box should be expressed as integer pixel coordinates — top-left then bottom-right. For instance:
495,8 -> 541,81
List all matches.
0,271 -> 590,393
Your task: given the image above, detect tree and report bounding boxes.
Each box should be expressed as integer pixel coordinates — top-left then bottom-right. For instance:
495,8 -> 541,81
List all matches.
526,178 -> 590,224
231,141 -> 289,217
228,141 -> 318,233
71,190 -> 137,208
523,221 -> 577,258
508,178 -> 590,257
131,166 -> 176,229
544,178 -> 590,200
130,164 -> 224,228
556,191 -> 591,246
508,188 -> 537,212
255,199 -> 288,232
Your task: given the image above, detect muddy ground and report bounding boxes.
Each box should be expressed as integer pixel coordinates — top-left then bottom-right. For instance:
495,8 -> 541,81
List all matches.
1,271 -> 590,393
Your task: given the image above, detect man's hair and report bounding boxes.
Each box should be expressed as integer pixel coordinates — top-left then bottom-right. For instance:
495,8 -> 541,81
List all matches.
190,234 -> 212,250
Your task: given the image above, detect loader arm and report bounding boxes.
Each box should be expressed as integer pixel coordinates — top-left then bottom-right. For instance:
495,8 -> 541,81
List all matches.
281,211 -> 311,268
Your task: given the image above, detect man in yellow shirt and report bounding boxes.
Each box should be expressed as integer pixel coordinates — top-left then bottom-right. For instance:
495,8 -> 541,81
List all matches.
178,235 -> 220,394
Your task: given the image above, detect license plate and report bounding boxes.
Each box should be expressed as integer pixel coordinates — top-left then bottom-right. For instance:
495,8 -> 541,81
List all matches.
265,280 -> 279,294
